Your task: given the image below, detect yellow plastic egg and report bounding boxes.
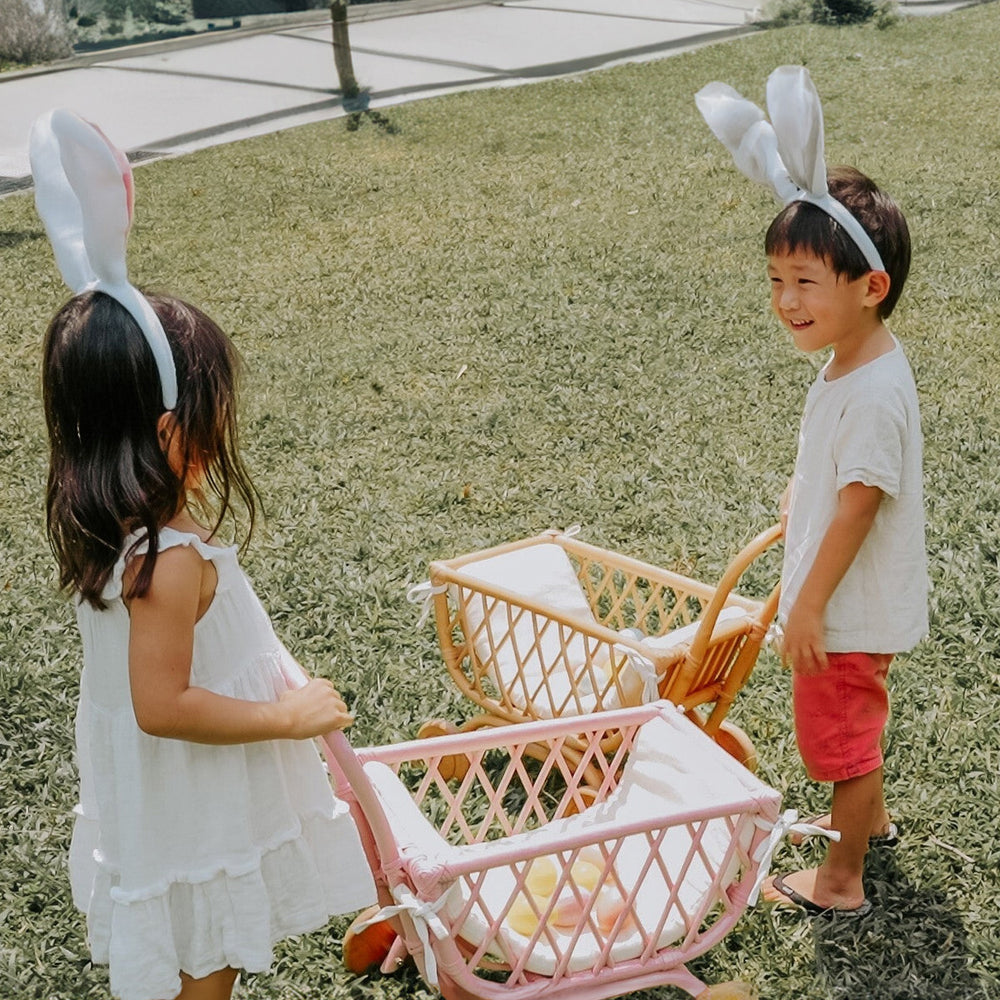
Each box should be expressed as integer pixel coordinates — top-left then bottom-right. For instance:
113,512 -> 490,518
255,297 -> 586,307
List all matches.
571,859 -> 602,893
506,892 -> 541,936
524,856 -> 558,898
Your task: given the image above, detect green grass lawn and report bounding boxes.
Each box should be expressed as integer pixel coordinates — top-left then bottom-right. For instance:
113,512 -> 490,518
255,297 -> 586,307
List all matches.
2,4 -> 1000,999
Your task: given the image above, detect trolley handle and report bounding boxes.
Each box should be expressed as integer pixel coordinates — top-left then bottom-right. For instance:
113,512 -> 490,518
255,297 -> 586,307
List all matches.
685,522 -> 783,664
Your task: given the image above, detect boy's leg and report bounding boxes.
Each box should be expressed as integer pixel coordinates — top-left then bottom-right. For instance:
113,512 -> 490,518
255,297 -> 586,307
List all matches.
765,651 -> 893,911
789,717 -> 893,844
763,767 -> 882,910
787,805 -> 894,844
826,766 -> 885,880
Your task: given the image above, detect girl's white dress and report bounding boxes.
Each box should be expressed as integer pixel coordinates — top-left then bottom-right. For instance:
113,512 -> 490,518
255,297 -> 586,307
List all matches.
69,528 -> 377,1000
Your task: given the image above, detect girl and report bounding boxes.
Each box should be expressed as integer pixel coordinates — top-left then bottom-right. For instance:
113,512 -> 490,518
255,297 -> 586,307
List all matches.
32,111 -> 376,1000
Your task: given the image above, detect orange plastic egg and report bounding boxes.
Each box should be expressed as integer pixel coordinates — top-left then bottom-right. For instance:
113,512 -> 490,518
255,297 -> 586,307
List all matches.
548,887 -> 589,927
596,889 -> 635,934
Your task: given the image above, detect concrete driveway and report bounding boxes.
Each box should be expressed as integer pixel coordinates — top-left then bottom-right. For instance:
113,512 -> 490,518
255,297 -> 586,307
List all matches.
0,0 -> 761,189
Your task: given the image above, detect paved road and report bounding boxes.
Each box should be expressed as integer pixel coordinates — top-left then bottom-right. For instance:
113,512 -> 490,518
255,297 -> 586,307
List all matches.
0,0 -> 974,192
0,0 -> 767,189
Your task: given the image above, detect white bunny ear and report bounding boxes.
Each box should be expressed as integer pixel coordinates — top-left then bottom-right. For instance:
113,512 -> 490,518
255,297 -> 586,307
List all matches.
696,67 -> 886,274
695,81 -> 799,203
766,65 -> 827,197
29,108 -> 177,410
736,120 -> 801,203
695,82 -> 766,159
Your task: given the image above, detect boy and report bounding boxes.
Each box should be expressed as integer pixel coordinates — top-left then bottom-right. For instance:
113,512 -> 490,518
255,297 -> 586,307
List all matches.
762,166 -> 928,916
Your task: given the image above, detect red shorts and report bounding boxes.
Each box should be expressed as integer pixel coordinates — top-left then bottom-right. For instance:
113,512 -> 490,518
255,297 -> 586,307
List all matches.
792,651 -> 893,783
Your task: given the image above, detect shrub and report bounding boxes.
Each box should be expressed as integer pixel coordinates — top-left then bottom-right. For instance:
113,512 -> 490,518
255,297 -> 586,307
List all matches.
0,0 -> 73,64
131,0 -> 193,25
822,0 -> 876,23
756,0 -> 819,28
870,0 -> 903,27
758,0 -> 901,28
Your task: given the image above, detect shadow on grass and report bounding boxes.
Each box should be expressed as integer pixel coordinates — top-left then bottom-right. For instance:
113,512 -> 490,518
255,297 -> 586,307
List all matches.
0,229 -> 43,247
341,91 -> 401,135
812,850 -> 991,1000
346,109 -> 401,135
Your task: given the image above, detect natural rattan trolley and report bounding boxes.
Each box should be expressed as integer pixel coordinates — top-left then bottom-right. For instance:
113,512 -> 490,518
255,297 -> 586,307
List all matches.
415,525 -> 781,769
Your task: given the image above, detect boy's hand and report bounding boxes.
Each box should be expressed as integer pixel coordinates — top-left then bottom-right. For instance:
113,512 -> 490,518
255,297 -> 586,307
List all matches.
781,601 -> 828,675
779,479 -> 793,535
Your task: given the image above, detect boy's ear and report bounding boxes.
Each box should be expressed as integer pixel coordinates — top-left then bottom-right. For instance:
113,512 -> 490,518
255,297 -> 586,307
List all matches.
864,270 -> 891,308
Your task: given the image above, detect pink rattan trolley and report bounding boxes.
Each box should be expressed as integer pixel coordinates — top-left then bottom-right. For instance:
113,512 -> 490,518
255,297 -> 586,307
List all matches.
324,701 -> 797,1000
413,525 -> 781,769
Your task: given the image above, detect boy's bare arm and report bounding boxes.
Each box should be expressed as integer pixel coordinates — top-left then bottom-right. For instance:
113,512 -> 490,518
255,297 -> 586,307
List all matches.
783,481 -> 883,675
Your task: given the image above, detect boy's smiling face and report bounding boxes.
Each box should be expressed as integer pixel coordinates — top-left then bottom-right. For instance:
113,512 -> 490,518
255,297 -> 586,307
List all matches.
767,249 -> 884,357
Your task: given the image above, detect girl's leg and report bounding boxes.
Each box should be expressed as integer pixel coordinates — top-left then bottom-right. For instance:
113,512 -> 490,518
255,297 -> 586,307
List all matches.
169,967 -> 239,1000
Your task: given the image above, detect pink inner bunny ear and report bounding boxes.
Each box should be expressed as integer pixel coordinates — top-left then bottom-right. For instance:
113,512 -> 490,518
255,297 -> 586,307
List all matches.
56,121 -> 130,288
89,121 -> 134,225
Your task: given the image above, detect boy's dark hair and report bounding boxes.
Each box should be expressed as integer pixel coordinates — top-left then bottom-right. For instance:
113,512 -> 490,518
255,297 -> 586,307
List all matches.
43,292 -> 259,608
765,166 -> 911,318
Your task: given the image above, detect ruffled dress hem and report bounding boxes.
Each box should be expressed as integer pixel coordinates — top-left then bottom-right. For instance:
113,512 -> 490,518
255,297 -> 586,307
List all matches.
79,807 -> 374,1000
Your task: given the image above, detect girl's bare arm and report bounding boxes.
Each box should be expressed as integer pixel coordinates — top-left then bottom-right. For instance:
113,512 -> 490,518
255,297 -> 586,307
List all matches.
127,545 -> 352,744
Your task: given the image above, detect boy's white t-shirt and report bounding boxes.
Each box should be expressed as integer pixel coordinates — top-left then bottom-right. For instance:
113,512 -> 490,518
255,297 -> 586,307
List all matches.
780,339 -> 928,653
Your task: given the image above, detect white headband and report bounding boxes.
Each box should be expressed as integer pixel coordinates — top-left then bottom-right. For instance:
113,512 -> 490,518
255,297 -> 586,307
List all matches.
29,109 -> 178,410
695,65 -> 886,274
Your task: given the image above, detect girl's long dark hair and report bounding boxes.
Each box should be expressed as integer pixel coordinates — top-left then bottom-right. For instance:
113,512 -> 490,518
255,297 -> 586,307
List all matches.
43,292 -> 259,608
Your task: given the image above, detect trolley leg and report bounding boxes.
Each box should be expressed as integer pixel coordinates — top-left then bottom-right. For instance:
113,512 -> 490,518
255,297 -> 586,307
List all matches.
379,936 -> 409,974
712,720 -> 759,773
668,964 -> 757,998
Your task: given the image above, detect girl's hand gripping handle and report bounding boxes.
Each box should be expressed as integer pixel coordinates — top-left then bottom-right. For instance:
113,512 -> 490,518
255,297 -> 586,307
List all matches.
279,659 -> 355,739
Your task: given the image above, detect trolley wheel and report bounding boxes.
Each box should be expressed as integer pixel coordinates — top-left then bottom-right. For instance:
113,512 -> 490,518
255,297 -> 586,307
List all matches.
713,721 -> 758,773
416,718 -> 470,781
696,981 -> 757,1000
342,905 -> 398,974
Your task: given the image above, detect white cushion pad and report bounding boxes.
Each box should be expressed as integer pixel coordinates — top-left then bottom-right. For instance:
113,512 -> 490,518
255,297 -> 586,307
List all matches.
456,545 -> 750,717
364,709 -> 765,976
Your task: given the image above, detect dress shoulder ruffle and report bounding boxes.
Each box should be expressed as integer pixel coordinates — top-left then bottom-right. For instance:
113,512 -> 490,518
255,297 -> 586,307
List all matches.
101,527 -> 238,601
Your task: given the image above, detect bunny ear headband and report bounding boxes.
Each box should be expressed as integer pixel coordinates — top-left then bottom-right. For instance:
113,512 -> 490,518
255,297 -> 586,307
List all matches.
29,108 -> 178,410
695,65 -> 885,274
